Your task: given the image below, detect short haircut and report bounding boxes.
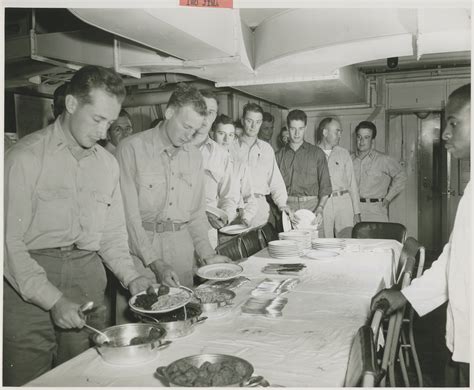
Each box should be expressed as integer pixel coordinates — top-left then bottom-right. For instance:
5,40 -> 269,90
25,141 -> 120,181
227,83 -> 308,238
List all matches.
53,83 -> 68,118
263,112 -> 274,123
117,108 -> 131,121
242,102 -> 264,118
66,65 -> 126,105
200,89 -> 219,106
212,114 -> 234,132
355,120 -> 377,139
234,119 -> 243,129
287,109 -> 307,126
315,117 -> 336,143
449,83 -> 471,108
167,83 -> 207,116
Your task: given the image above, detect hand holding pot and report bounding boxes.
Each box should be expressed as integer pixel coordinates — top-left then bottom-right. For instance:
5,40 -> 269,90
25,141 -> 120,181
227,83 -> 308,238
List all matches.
51,296 -> 85,329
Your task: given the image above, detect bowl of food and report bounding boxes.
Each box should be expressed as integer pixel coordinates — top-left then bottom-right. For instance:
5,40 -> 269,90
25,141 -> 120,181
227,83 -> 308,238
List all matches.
93,323 -> 171,365
156,354 -> 268,387
193,287 -> 236,314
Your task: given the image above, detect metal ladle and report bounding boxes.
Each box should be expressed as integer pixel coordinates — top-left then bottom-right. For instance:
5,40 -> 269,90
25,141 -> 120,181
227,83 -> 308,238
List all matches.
79,301 -> 111,344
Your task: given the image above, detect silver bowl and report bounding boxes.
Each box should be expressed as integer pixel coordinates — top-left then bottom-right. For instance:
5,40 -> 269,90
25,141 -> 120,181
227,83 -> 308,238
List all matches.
93,323 -> 171,365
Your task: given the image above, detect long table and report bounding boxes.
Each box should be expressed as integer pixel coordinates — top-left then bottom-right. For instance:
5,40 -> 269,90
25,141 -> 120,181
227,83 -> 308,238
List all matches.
27,238 -> 401,387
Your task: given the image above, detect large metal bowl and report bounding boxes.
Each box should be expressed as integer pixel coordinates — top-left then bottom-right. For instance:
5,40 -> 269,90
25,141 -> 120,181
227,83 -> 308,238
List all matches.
156,353 -> 268,387
93,323 -> 171,365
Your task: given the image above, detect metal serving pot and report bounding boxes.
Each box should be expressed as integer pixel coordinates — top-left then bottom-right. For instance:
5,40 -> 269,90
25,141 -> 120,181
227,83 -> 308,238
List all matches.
92,323 -> 171,365
194,287 -> 236,314
155,353 -> 269,387
136,303 -> 207,339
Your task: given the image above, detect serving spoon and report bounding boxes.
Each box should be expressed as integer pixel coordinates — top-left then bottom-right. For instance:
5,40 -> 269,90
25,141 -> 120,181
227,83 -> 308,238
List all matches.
79,301 -> 111,344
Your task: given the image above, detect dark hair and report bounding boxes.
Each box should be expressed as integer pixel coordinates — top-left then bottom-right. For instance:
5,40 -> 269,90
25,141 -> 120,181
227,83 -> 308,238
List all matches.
53,83 -> 68,118
234,119 -> 243,129
150,118 -> 163,128
242,102 -> 264,118
355,120 -> 377,139
287,109 -> 307,127
200,89 -> 219,106
263,112 -> 274,123
117,108 -> 131,121
449,83 -> 471,108
212,114 -> 234,132
315,117 -> 335,143
167,83 -> 207,116
66,65 -> 126,105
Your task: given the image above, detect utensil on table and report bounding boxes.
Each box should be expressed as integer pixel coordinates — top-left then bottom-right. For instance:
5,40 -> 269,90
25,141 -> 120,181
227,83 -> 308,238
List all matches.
79,301 -> 111,344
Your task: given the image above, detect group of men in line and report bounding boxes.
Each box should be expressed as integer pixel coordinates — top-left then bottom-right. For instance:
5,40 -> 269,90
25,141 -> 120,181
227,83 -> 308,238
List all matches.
5,63 -> 468,387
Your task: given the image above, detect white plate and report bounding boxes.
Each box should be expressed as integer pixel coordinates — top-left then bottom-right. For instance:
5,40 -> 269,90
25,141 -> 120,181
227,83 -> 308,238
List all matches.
219,224 -> 251,235
268,240 -> 299,247
206,205 -> 228,220
294,209 -> 316,224
129,286 -> 193,314
282,212 -> 292,232
196,263 -> 243,281
304,250 -> 339,260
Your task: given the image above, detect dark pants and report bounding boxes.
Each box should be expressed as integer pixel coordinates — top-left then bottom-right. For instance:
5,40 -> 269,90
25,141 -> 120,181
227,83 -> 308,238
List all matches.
445,357 -> 470,387
3,247 -> 107,386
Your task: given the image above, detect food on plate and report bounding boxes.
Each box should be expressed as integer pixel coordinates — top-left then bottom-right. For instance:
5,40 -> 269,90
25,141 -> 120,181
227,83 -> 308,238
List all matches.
208,269 -> 238,279
194,288 -> 234,304
134,285 -> 184,311
165,359 -> 248,386
134,289 -> 159,310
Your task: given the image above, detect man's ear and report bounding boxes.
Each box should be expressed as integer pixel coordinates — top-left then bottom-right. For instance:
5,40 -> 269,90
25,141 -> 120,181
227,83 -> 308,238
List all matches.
65,95 -> 78,114
322,128 -> 328,138
165,106 -> 175,120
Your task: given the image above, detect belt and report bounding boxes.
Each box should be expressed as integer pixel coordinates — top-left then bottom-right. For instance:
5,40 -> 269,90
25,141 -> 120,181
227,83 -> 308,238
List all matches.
142,221 -> 188,233
287,195 -> 318,202
330,190 -> 349,198
360,198 -> 384,203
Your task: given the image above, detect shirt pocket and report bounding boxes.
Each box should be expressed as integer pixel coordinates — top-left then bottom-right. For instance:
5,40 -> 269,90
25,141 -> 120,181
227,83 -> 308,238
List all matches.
91,191 -> 113,234
35,189 -> 73,232
137,173 -> 166,212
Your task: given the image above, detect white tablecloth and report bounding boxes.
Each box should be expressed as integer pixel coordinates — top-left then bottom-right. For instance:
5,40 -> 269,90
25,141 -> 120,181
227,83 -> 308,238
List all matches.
27,238 -> 401,387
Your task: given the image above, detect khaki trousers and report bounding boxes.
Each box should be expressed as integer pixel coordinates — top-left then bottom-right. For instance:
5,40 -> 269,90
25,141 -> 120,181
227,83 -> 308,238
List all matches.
323,193 -> 354,238
3,248 -> 107,386
360,202 -> 389,222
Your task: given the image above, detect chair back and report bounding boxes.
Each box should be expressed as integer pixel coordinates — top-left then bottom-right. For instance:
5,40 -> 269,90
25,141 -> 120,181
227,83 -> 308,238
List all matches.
240,228 -> 264,257
351,222 -> 407,243
400,237 -> 426,279
344,325 -> 378,387
258,223 -> 279,246
215,236 -> 244,261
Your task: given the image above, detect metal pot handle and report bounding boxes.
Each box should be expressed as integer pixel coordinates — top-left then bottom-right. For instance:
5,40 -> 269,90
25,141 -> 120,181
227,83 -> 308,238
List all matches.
152,340 -> 172,350
194,316 -> 208,325
242,376 -> 270,387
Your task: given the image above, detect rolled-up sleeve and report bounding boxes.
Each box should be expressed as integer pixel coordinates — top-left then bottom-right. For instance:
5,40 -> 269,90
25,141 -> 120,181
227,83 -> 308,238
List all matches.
116,142 -> 160,267
187,158 -> 215,259
4,149 -> 63,311
98,162 -> 141,287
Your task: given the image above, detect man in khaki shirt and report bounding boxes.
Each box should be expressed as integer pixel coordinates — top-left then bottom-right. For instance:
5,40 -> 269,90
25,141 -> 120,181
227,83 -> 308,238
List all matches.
3,65 -> 152,386
316,117 -> 361,238
352,121 -> 407,222
103,109 -> 133,155
116,84 -> 231,293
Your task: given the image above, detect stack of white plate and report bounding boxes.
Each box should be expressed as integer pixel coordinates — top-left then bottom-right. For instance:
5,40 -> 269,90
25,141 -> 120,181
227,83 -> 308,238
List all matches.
312,238 -> 346,251
268,240 -> 303,258
294,228 -> 319,241
279,231 -> 312,251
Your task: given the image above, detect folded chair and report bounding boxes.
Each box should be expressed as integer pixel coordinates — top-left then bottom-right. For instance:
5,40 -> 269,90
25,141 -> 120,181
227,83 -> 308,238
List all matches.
240,228 -> 264,257
215,235 -> 244,261
352,222 -> 407,244
258,222 -> 279,247
395,238 -> 425,386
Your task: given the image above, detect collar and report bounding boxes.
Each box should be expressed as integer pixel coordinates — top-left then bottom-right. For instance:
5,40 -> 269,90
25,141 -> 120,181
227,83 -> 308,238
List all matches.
155,121 -> 190,157
355,148 -> 376,160
287,141 -> 308,152
49,119 -> 97,159
239,136 -> 262,150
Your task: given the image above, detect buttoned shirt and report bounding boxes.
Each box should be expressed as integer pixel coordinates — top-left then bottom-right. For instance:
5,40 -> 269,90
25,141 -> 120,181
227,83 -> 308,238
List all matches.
116,124 -> 214,267
228,154 -> 258,223
4,120 -> 141,311
352,149 -> 407,201
319,145 -> 360,214
402,181 -> 471,363
199,137 -> 238,221
233,137 -> 288,209
276,141 -> 332,198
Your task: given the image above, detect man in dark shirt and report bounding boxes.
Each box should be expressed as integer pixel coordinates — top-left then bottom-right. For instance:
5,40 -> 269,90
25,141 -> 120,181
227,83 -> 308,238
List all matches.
276,109 -> 332,233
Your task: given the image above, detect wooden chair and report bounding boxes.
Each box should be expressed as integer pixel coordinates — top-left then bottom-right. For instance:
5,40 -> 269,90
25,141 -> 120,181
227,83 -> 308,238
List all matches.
344,325 -> 379,387
351,222 -> 407,244
215,235 -> 244,261
258,222 -> 279,247
240,228 -> 264,257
